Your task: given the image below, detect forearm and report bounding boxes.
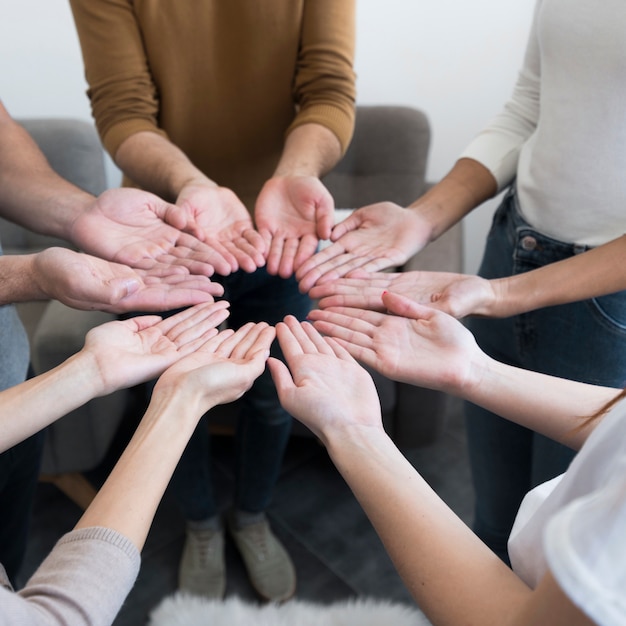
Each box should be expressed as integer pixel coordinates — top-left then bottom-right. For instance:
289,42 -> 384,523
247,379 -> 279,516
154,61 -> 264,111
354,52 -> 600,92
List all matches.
463,357 -> 620,449
408,158 -> 498,243
74,390 -> 205,550
0,255 -> 48,305
0,102 -> 93,238
114,131 -> 216,201
0,351 -> 103,452
488,235 -> 626,317
275,123 -> 343,178
325,427 -> 531,626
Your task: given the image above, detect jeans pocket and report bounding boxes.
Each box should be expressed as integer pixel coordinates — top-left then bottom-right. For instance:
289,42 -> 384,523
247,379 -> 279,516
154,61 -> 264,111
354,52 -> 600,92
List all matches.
589,291 -> 626,333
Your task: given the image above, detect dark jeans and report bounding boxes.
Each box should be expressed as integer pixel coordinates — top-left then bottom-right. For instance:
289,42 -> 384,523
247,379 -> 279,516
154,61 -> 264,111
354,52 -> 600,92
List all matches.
169,267 -> 312,520
465,186 -> 626,563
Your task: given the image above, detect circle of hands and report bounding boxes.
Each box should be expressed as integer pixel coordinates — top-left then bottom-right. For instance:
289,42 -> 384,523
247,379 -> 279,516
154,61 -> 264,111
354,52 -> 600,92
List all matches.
58,174 -> 488,430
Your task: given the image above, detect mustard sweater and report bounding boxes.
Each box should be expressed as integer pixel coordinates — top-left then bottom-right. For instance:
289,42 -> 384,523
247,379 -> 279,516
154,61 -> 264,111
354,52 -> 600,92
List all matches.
69,0 -> 356,208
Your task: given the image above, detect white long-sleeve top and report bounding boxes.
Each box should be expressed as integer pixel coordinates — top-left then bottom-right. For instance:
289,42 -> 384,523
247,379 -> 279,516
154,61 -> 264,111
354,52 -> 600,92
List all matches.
461,0 -> 626,247
0,527 -> 140,626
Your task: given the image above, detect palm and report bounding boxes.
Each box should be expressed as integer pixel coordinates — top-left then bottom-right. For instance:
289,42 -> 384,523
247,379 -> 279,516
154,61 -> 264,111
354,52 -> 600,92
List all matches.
255,176 -> 334,277
296,202 -> 428,292
71,188 -> 217,276
83,302 -> 230,393
176,185 -> 265,274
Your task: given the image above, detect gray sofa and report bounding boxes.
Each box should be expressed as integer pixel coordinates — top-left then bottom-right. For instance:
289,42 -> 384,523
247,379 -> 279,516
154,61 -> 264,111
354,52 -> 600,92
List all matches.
5,106 -> 462,506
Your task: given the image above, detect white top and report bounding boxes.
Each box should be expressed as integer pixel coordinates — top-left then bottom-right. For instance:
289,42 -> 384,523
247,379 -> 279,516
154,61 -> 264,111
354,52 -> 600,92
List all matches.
461,0 -> 626,246
509,397 -> 626,626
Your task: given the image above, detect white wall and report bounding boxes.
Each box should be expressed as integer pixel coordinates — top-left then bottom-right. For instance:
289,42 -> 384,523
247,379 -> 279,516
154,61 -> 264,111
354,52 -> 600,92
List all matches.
0,0 -> 535,273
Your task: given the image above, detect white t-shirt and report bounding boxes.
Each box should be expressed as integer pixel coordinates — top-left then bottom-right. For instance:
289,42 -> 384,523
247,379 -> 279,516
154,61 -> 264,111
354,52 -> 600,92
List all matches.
509,397 -> 626,625
461,0 -> 626,247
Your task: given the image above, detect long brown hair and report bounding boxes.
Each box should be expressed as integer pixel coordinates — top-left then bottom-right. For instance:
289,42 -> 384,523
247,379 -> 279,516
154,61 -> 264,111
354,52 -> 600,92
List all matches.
579,387 -> 626,430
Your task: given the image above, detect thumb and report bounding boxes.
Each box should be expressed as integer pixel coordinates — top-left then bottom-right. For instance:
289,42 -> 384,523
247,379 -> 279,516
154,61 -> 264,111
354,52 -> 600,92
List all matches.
382,291 -> 435,321
267,357 -> 296,401
105,277 -> 142,305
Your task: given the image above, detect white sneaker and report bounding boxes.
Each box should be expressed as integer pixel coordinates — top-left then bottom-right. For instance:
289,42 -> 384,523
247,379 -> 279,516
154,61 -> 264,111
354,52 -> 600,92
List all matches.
227,513 -> 296,602
178,526 -> 226,598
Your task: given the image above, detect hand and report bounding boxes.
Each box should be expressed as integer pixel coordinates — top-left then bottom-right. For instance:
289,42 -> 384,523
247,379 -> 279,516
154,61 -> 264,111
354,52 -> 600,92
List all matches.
70,188 -> 233,277
81,301 -> 231,395
307,291 -> 484,394
310,270 -> 495,318
296,201 -> 431,293
34,247 -> 224,313
154,321 -> 275,413
268,315 -> 382,443
175,183 -> 266,274
255,175 -> 335,278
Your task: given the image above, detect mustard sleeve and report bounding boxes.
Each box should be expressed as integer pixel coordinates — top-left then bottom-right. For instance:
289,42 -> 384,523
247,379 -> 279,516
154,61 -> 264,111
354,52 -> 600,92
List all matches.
69,0 -> 168,159
287,0 -> 357,156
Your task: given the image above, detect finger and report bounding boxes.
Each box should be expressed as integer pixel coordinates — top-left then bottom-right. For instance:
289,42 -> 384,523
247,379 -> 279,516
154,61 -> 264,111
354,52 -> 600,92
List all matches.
277,237 -> 300,279
282,315 -> 320,354
323,335 -> 359,362
315,204 -> 334,241
265,235 -> 285,276
166,302 -> 231,344
317,293 -> 386,312
156,300 -> 229,336
242,228 -> 267,256
307,305 -> 384,329
267,356 -> 295,397
329,211 -> 362,241
294,242 -> 346,283
383,291 -> 437,321
229,322 -> 274,360
329,336 -> 378,369
213,321 -> 258,357
225,243 -> 261,274
299,320 -> 336,355
298,253 -> 373,292
291,235 -> 319,276
202,245 -> 239,276
231,236 -> 266,270
274,320 -> 306,362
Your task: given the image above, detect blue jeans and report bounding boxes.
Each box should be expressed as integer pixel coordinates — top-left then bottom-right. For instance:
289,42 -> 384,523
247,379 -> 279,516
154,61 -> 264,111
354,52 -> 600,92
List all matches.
170,267 -> 312,520
465,186 -> 626,563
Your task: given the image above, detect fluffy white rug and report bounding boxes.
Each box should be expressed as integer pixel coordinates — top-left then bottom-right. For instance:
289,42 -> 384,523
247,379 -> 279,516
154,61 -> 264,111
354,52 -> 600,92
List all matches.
148,593 -> 431,626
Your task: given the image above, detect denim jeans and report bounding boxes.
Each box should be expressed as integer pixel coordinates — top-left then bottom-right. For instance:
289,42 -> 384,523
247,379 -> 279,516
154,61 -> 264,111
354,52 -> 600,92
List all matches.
465,186 -> 626,563
169,267 -> 312,520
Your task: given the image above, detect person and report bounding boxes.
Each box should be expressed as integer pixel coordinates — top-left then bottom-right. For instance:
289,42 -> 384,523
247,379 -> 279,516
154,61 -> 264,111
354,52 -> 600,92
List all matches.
297,0 -> 626,564
1,304 -> 275,624
0,100 -> 228,587
68,0 -> 356,600
270,309 -> 624,626
308,232 -> 626,319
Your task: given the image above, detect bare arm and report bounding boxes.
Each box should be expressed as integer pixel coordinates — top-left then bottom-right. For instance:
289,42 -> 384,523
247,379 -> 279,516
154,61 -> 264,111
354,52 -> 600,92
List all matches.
488,234 -> 626,317
310,234 -> 626,319
255,123 -> 343,277
269,318 -> 593,626
296,158 -> 497,291
0,101 -> 93,238
308,293 -> 620,450
75,321 -> 274,549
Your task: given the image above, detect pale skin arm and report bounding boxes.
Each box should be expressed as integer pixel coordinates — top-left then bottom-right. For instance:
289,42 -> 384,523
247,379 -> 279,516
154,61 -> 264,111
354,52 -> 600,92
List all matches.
269,317 -> 594,626
0,101 -> 234,285
296,157 -> 497,292
75,321 -> 275,550
307,292 -> 621,450
0,247 -> 222,312
310,233 -> 626,318
255,123 -> 342,278
115,131 -> 266,274
0,301 -> 230,452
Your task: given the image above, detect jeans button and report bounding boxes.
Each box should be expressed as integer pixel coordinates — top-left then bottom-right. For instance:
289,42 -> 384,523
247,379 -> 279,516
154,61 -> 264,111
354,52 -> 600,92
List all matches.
521,235 -> 537,250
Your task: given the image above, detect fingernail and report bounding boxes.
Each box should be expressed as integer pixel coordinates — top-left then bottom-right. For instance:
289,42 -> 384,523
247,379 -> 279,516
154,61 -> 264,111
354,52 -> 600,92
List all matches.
382,290 -> 388,297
